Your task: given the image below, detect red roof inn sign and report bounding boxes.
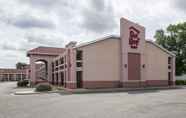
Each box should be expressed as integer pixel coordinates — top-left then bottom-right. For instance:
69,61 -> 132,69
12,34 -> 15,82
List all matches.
129,26 -> 140,49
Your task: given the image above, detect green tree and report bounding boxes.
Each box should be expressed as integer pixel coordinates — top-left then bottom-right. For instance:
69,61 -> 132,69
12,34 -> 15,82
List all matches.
16,62 -> 28,69
154,22 -> 186,76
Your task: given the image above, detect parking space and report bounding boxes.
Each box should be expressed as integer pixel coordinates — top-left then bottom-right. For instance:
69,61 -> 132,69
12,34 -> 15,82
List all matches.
0,82 -> 186,118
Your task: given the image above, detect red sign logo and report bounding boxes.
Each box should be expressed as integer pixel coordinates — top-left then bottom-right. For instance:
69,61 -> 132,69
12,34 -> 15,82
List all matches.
129,26 -> 140,49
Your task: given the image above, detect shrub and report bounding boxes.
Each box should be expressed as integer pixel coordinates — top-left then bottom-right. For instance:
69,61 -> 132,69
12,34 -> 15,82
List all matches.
17,80 -> 29,87
35,83 -> 52,92
175,80 -> 186,85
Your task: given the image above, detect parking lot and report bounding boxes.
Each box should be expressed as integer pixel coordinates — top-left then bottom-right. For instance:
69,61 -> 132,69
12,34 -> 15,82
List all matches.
0,82 -> 186,118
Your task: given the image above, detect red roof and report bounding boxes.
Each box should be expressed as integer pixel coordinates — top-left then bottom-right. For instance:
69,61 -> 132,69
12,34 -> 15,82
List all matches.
27,46 -> 65,56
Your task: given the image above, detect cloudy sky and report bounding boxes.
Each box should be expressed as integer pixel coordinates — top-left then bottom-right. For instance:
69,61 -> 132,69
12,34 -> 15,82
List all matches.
0,0 -> 185,68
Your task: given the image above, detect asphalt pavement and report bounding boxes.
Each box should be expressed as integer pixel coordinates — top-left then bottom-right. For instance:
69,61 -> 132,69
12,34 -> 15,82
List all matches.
0,82 -> 186,118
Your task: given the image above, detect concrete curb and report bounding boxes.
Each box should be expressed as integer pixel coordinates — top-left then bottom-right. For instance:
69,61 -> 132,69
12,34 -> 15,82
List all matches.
64,86 -> 183,94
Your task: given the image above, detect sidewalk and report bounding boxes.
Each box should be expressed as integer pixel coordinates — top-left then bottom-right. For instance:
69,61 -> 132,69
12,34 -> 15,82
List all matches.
14,87 -> 69,95
14,86 -> 183,95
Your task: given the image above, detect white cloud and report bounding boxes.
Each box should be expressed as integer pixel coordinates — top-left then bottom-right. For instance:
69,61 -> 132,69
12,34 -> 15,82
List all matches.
0,0 -> 185,67
173,0 -> 186,12
81,0 -> 117,33
12,14 -> 55,29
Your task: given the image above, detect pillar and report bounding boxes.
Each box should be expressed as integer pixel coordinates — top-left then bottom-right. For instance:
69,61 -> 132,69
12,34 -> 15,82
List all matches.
21,73 -> 23,81
30,56 -> 36,85
8,74 -> 10,81
47,61 -> 52,83
0,74 -> 1,81
14,74 -> 16,81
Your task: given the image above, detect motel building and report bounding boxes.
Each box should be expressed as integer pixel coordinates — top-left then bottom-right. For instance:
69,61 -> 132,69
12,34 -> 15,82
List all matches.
27,18 -> 175,89
0,69 -> 26,81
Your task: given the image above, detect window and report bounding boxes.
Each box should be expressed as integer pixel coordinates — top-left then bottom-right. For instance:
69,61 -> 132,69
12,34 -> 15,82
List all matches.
60,65 -> 64,70
9,74 -> 14,81
22,74 -> 26,80
16,74 -> 21,81
76,62 -> 82,67
60,57 -> 64,64
55,60 -> 58,66
52,74 -> 54,84
60,72 -> 64,86
56,73 -> 58,85
52,62 -> 54,72
168,72 -> 173,85
168,57 -> 171,64
76,50 -> 82,60
168,65 -> 171,69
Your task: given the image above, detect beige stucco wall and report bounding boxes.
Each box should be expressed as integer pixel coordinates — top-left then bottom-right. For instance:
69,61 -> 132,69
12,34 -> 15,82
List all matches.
78,38 -> 121,82
145,42 -> 170,81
